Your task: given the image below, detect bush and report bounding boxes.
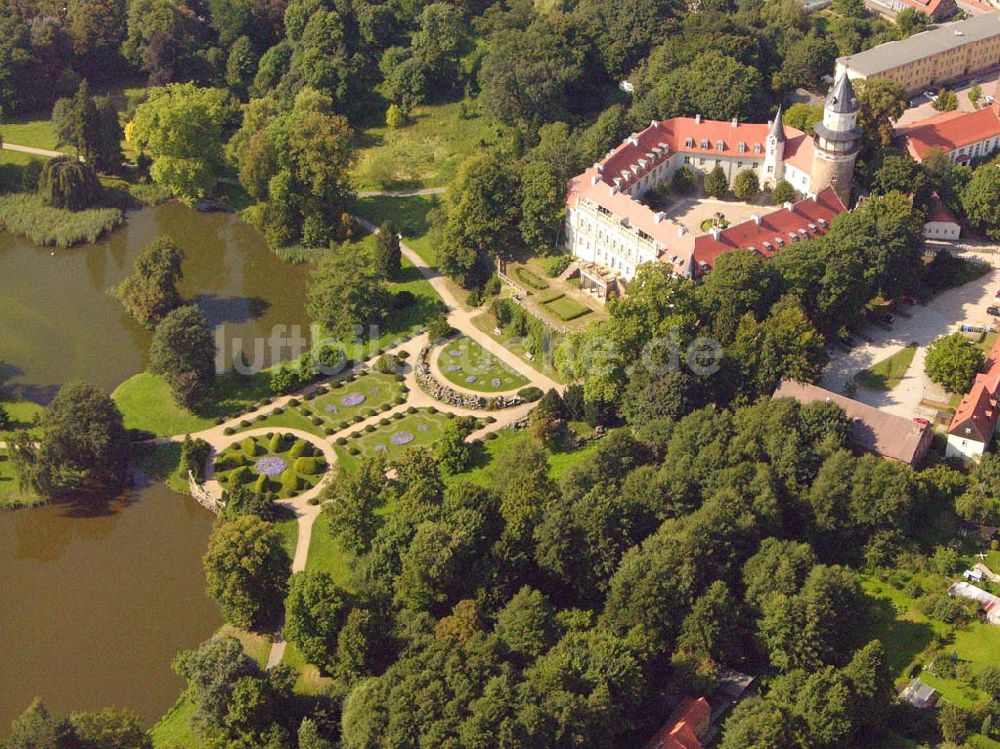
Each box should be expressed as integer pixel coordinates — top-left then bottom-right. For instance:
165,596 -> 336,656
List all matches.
466,289 -> 484,307
349,447 -> 360,455
288,440 -> 308,460
311,416 -> 323,425
771,179 -> 798,205
0,193 -> 123,247
223,426 -> 235,435
519,386 -> 544,402
484,275 -> 502,296
293,456 -> 326,475
336,437 -> 348,445
375,353 -> 401,374
215,452 -> 248,471
230,466 -> 254,485
704,165 -> 729,198
253,473 -> 275,495
428,314 -> 454,340
514,266 -> 549,290
365,424 -> 376,432
279,469 -> 301,495
732,168 -> 759,201
288,398 -> 300,407
393,290 -> 416,309
544,255 -> 572,277
241,436 -> 262,458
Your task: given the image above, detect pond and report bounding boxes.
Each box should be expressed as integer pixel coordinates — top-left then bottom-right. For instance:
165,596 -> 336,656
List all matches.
0,480 -> 220,730
0,202 -> 311,401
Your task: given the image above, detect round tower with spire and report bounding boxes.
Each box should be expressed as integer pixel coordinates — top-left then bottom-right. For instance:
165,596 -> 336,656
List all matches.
763,104 -> 786,188
810,72 -> 862,204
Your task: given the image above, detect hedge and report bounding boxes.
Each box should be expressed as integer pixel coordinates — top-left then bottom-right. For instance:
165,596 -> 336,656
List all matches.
514,266 -> 549,290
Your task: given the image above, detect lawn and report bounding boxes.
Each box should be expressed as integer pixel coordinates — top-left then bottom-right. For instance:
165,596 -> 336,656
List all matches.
235,372 -> 407,438
0,448 -> 44,509
281,641 -> 333,696
213,433 -> 328,499
0,398 -> 45,440
854,343 -> 918,391
350,193 -> 441,266
471,310 -> 563,381
151,692 -> 197,748
306,512 -> 356,590
334,408 -> 458,473
0,117 -> 58,151
437,336 -> 528,392
113,371 -> 274,438
0,148 -> 42,192
350,99 -> 504,192
131,441 -> 188,494
543,295 -> 592,322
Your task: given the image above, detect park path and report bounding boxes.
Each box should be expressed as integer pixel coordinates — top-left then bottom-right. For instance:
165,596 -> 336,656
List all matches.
356,187 -> 446,198
1,142 -> 67,159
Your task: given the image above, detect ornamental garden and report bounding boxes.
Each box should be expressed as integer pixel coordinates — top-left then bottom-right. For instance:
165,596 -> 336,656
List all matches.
436,336 -> 528,393
213,433 -> 328,499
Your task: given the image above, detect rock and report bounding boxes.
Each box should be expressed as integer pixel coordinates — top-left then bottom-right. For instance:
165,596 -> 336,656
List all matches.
416,346 -> 524,411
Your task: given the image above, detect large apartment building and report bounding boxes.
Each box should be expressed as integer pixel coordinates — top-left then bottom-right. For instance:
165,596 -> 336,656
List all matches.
563,74 -> 860,299
836,12 -> 1000,93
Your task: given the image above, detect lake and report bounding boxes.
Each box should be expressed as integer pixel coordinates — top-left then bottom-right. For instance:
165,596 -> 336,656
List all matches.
0,203 -> 306,731
0,481 -> 220,728
0,201 -> 311,401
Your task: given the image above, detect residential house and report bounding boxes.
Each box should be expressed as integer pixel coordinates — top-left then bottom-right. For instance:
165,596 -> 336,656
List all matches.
948,581 -> 1000,624
642,696 -> 711,749
946,334 -> 1000,459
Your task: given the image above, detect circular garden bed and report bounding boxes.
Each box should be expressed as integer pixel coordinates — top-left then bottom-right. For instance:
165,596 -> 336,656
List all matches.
213,432 -> 328,499
436,337 -> 529,393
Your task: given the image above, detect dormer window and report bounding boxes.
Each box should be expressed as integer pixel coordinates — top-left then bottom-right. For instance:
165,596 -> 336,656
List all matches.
738,141 -> 746,153
808,222 -> 817,232
753,143 -> 762,154
684,137 -> 695,148
700,138 -> 710,149
715,139 -> 725,152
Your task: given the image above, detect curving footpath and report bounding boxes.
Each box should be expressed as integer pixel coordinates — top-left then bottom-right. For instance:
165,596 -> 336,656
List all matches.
158,208 -> 562,670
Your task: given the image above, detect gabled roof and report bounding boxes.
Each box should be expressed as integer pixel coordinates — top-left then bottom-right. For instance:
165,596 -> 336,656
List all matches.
926,193 -> 959,224
773,380 -> 932,465
643,697 -> 711,749
948,383 -> 997,443
899,105 -> 1000,161
691,187 -> 847,272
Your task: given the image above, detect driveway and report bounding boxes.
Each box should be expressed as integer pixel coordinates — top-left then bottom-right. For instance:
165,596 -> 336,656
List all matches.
821,258 -> 1000,417
895,67 -> 1000,128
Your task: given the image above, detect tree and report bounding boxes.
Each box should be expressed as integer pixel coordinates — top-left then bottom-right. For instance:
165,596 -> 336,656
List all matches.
323,454 -> 389,555
149,305 -> 216,408
128,83 -> 232,202
410,3 -> 465,93
784,103 -> 823,135
771,179 -> 797,204
732,168 -> 759,201
37,157 -> 102,211
172,634 -> 259,733
970,82 -> 983,109
778,35 -> 837,91
671,165 -> 695,194
284,571 -> 352,672
939,703 -> 969,744
373,221 -> 402,280
116,235 -> 185,327
221,484 -> 276,520
439,150 -> 521,286
933,88 -> 958,112
435,419 -> 474,475
962,161 -> 1000,240
226,36 -> 258,98
655,51 -> 764,121
385,103 -> 405,128
704,165 -> 729,198
873,152 -> 928,204
203,516 -> 291,629
857,78 -> 906,148
34,382 -> 130,497
69,708 -> 152,749
519,160 -> 565,254
52,81 -> 122,170
896,7 -> 929,36
925,332 -> 985,393
6,699 -> 74,749
308,249 -> 392,337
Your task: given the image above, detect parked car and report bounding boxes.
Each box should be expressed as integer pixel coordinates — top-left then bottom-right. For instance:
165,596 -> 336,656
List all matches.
924,91 -> 938,102
994,289 -> 1000,299
988,306 -> 1000,317
900,295 -> 917,305
913,417 -> 931,426
986,95 -> 995,105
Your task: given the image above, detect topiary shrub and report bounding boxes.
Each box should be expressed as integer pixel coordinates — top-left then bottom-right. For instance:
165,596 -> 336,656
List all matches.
253,473 -> 275,495
407,406 -> 417,414
241,436 -> 262,458
293,456 -> 326,475
288,440 -> 308,460
223,426 -> 235,435
379,417 -> 391,425
214,452 -> 247,471
268,433 -> 285,453
230,465 -> 254,485
365,424 -> 376,433
518,386 -> 544,402
375,353 -> 401,374
311,416 -> 323,426
279,469 -> 301,496
324,427 -> 335,435
394,395 -> 406,405
336,437 -> 348,445
239,419 -> 251,428
349,447 -> 360,455
393,412 -> 405,420
288,398 -> 300,407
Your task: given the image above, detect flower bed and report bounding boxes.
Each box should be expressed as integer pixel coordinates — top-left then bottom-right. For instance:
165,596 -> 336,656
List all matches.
435,337 -> 529,394
213,432 -> 327,499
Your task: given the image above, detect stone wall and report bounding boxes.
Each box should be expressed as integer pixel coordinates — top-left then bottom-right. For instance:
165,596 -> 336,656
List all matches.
416,346 -> 524,410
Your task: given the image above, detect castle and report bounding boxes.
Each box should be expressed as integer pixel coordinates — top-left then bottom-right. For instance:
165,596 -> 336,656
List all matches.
564,73 -> 862,298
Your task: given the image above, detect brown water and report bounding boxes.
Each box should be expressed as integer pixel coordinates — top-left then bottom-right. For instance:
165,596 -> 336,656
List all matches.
0,481 -> 220,728
0,202 -> 310,401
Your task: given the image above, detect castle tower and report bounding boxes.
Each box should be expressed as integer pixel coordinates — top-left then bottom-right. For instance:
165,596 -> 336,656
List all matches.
810,73 -> 862,205
763,104 -> 786,188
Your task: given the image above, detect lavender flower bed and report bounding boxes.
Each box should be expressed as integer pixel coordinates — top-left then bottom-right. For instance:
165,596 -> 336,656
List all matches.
341,393 -> 366,407
448,349 -> 462,357
446,364 -> 462,372
324,404 -> 339,414
255,457 -> 287,477
465,375 -> 477,384
390,431 -> 414,446
491,378 -> 501,388
374,443 -> 387,452
417,423 -> 429,433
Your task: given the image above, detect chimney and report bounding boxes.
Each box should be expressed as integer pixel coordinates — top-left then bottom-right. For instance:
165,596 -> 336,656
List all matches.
628,134 -> 640,146
806,191 -> 817,201
710,226 -> 722,240
590,175 -> 600,186
731,116 -> 738,128
751,213 -> 762,225
654,212 -> 667,224
651,120 -> 659,127
595,163 -> 603,174
783,201 -> 794,211
677,226 -> 687,238
695,114 -> 702,124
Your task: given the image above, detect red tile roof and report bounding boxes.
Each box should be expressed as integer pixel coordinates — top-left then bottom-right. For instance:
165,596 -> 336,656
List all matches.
948,335 -> 1000,441
643,697 -> 711,749
690,186 -> 847,272
900,104 -> 1000,161
926,194 -> 959,224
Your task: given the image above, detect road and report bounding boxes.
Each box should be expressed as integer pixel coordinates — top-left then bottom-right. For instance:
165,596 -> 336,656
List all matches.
1,142 -> 68,159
